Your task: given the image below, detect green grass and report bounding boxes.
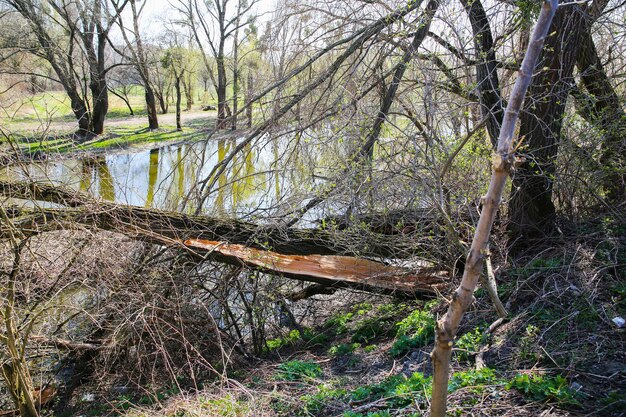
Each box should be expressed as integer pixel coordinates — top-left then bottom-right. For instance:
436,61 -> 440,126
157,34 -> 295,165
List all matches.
274,360 -> 323,381
6,125 -> 207,155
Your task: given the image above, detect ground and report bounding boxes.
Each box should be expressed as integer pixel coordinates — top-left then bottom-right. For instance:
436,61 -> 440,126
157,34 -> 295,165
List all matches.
0,89 -> 222,160
62,228 -> 625,417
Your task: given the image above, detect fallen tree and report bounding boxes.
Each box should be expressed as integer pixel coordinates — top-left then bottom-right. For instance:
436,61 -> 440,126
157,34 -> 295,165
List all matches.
184,239 -> 446,296
1,180 -> 447,297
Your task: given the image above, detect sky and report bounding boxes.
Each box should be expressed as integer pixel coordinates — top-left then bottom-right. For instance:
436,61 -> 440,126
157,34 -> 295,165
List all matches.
138,0 -> 277,35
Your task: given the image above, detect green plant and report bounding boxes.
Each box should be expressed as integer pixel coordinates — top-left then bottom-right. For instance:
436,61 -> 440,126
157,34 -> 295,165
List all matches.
602,390 -> 626,412
350,372 -> 432,408
302,384 -> 347,414
329,342 -> 360,357
275,360 -> 323,381
512,257 -> 563,278
351,317 -> 391,343
448,368 -> 501,392
455,326 -> 487,362
325,311 -> 355,335
519,324 -> 540,362
389,310 -> 435,356
507,374 -> 580,406
265,328 -> 327,351
343,411 -> 391,417
364,344 -> 377,353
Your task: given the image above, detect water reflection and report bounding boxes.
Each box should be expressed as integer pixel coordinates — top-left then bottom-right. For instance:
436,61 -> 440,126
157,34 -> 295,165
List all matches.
4,136 -> 333,220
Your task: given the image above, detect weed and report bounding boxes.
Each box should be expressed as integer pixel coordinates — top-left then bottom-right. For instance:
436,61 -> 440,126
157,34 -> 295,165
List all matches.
507,373 -> 580,406
265,328 -> 327,351
455,326 -> 487,362
353,302 -> 373,315
301,383 -> 347,414
343,411 -> 391,417
275,360 -> 323,381
351,317 -> 391,343
511,257 -> 563,278
364,344 -> 377,353
325,311 -> 355,335
602,390 -> 626,412
448,367 -> 501,393
350,372 -> 432,408
518,324 -> 540,362
329,343 -> 360,357
389,310 -> 435,357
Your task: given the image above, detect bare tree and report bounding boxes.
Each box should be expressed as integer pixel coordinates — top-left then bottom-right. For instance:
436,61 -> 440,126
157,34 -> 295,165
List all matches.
112,0 -> 160,129
430,2 -> 558,415
176,0 -> 258,128
2,0 -> 129,136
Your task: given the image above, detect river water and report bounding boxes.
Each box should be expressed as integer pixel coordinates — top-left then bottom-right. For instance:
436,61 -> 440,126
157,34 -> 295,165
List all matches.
4,134 -> 340,221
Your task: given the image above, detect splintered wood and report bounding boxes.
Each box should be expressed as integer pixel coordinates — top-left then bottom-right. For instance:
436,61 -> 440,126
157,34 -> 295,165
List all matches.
184,238 -> 447,297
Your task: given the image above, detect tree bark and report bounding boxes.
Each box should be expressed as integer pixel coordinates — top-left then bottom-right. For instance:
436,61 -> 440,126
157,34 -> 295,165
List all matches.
429,2 -> 557,415
575,31 -> 626,203
1,180 -> 418,259
460,0 -> 504,147
175,75 -> 182,131
508,3 -> 590,241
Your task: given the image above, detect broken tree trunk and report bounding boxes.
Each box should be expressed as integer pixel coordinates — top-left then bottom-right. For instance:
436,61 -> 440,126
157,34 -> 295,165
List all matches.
0,180 -> 413,258
429,1 -> 557,416
184,239 -> 446,297
1,180 -> 447,297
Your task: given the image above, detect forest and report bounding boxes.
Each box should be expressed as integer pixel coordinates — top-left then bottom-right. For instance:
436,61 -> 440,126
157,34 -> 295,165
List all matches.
0,0 -> 624,416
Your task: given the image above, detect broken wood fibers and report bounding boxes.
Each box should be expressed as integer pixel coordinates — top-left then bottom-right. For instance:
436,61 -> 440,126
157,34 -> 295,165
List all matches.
184,238 -> 447,297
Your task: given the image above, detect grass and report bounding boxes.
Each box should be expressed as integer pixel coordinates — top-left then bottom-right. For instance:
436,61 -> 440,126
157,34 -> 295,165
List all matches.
1,88 -> 217,157
5,125 -> 208,156
275,360 -> 323,381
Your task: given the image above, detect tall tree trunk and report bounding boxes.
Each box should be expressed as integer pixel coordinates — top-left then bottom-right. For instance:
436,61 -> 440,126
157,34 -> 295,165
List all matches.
460,0 -> 504,147
576,31 -> 626,203
145,84 -> 159,130
429,2 -> 558,415
216,55 -> 227,128
69,93 -> 91,134
183,75 -> 194,111
175,75 -> 182,131
508,4 -> 589,241
232,6 -> 241,131
246,70 -> 253,128
89,78 -> 108,135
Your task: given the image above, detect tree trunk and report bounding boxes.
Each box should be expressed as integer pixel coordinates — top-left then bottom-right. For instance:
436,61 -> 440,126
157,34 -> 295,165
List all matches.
89,78 -> 108,135
183,75 -> 194,111
429,2 -> 557,415
216,55 -> 227,128
576,31 -> 626,203
232,9 -> 240,131
460,0 -> 504,147
2,180 -> 424,260
508,4 -> 589,241
246,70 -> 253,128
145,84 -> 159,130
175,75 -> 182,131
